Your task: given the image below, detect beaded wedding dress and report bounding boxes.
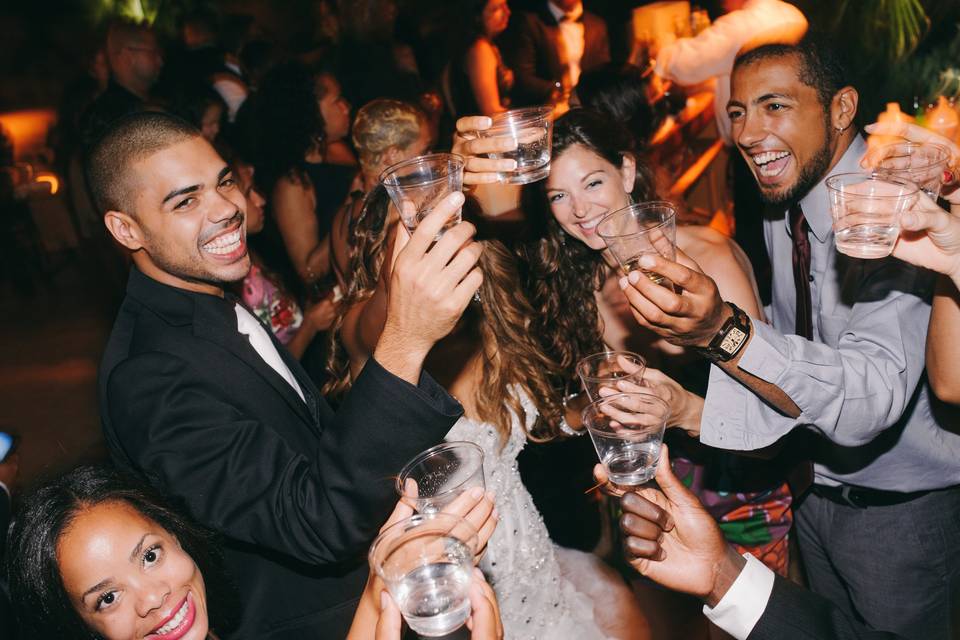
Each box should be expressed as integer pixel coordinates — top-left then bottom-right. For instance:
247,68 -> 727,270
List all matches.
446,393 -> 636,640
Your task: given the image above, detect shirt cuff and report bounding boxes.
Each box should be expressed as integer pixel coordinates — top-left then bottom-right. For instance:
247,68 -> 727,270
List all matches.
361,356 -> 463,418
0,480 -> 9,498
702,553 -> 776,640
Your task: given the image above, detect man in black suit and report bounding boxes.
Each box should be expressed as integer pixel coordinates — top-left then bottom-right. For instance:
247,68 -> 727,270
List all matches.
92,112 -> 488,638
604,446 -> 901,640
502,0 -> 611,106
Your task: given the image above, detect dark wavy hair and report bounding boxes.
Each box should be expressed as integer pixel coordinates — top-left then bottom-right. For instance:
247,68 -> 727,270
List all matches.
520,108 -> 657,385
6,465 -> 237,640
247,60 -> 326,193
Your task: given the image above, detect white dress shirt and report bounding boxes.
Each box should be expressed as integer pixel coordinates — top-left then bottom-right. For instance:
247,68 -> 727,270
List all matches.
235,303 -> 305,402
547,1 -> 586,88
703,553 -> 776,639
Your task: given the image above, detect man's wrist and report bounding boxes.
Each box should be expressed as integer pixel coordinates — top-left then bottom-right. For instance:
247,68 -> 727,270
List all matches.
697,302 -> 734,348
374,322 -> 431,385
705,544 -> 748,608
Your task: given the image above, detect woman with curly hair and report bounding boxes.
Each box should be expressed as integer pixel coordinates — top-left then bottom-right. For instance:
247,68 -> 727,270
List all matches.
324,116 -> 647,638
247,61 -> 356,292
515,108 -> 792,639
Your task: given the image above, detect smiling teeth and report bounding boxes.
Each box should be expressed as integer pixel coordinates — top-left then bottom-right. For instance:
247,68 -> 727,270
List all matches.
580,219 -> 601,230
156,600 -> 188,635
752,151 -> 790,166
203,230 -> 241,255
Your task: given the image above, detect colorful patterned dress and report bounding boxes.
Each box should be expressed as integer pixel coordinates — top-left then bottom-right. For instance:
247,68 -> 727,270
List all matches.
241,264 -> 303,345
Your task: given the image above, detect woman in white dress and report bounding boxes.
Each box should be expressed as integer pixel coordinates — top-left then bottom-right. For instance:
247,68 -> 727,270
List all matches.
325,183 -> 648,638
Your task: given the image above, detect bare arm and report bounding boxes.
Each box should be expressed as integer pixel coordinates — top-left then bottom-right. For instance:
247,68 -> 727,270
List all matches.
273,176 -> 332,284
465,40 -> 507,116
927,278 -> 960,404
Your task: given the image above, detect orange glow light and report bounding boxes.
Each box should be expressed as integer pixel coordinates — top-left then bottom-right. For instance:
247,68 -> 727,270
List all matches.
0,109 -> 57,161
35,173 -> 59,194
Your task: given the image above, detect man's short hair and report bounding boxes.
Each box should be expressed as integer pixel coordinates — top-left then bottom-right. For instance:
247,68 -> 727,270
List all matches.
733,34 -> 850,112
85,111 -> 199,215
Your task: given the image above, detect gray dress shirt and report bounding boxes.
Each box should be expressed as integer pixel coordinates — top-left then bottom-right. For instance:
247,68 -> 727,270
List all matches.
701,134 -> 960,491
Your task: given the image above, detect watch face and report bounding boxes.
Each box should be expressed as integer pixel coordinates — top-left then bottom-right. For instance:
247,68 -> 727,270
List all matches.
720,327 -> 747,354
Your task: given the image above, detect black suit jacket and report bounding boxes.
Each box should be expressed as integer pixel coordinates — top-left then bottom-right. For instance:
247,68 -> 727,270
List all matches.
502,3 -> 611,106
749,575 -> 902,640
99,268 -> 461,639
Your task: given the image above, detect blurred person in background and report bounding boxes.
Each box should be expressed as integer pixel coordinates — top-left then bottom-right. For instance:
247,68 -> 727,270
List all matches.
79,18 -> 163,148
170,84 -> 227,144
446,0 -> 514,118
501,0 -> 610,108
246,61 -> 356,294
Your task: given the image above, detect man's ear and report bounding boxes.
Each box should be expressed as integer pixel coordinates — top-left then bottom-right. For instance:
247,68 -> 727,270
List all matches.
104,210 -> 145,252
832,86 -> 859,133
620,152 -> 637,195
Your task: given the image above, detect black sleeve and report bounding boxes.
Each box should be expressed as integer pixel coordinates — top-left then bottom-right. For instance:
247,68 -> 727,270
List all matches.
502,16 -> 556,104
106,353 -> 461,565
749,575 -> 903,640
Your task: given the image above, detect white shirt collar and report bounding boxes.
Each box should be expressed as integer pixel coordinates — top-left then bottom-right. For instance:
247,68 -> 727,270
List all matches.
547,1 -> 583,23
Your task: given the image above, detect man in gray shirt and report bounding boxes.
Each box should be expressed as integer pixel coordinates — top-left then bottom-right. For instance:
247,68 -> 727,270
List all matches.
617,37 -> 960,639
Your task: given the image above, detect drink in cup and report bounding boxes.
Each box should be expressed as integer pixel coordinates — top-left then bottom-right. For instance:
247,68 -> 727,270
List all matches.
868,141 -> 951,199
397,441 -> 485,513
476,106 -> 553,185
369,512 -> 478,637
380,153 -> 465,238
577,351 -> 647,401
582,392 -> 669,486
597,201 -> 678,289
826,173 -> 918,259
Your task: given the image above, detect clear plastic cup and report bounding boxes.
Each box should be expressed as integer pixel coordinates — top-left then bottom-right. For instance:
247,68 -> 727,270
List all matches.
577,351 -> 647,401
477,106 -> 553,185
380,153 -> 465,237
369,512 -> 478,637
582,392 -> 669,487
869,141 -> 951,199
397,442 -> 485,513
597,201 -> 678,288
826,173 -> 919,259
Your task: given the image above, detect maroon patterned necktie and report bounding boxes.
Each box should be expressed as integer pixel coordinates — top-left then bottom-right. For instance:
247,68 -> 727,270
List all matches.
790,203 -> 813,340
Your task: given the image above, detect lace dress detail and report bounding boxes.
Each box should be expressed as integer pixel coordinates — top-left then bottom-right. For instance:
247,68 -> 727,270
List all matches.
445,393 -> 608,640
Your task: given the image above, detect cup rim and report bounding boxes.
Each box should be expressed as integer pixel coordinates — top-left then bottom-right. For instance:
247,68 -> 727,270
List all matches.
875,140 -> 951,169
576,350 -> 647,382
596,201 -> 678,239
825,172 -> 919,197
395,441 -> 485,500
368,511 -> 479,580
581,391 -> 671,431
379,152 -> 465,186
489,105 -> 553,124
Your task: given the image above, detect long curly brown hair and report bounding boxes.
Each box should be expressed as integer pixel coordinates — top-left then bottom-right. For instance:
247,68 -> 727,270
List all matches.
520,108 -> 658,386
324,195 -> 565,444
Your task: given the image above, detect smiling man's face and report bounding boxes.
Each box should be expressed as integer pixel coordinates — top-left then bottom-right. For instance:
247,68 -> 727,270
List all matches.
727,53 -> 837,205
110,136 -> 251,294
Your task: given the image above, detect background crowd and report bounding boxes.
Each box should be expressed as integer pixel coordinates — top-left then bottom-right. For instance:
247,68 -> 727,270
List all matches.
2,1 -> 960,640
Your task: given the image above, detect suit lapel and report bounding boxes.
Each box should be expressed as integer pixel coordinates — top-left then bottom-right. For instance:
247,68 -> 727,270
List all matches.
193,296 -> 318,430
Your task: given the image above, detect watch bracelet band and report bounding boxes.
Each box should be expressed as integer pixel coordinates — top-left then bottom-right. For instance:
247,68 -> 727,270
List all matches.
697,302 -> 751,363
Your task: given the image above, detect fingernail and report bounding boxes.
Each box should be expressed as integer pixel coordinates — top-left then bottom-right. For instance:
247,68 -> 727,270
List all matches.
380,591 -> 389,611
901,213 -> 917,228
473,567 -> 484,580
508,160 -> 518,170
485,490 -> 496,501
469,486 -> 484,499
639,254 -> 655,268
451,191 -> 465,205
492,508 -> 499,520
619,276 -> 628,289
628,271 -> 641,284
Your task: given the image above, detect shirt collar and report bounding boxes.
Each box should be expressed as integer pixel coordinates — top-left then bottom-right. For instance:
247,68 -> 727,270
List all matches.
798,133 -> 867,242
547,1 -> 583,23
